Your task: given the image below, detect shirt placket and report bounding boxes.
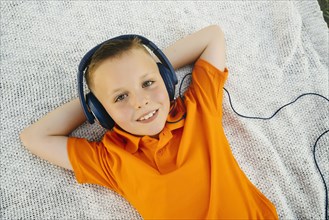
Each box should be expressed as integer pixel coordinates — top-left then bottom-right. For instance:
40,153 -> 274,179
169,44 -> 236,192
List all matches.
154,128 -> 173,173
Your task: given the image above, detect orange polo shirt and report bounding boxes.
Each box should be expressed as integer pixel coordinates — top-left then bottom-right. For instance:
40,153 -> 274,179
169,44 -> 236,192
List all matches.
68,59 -> 278,219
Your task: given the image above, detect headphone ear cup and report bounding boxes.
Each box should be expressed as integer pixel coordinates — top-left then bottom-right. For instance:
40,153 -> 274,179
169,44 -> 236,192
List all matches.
157,63 -> 175,101
86,92 -> 115,130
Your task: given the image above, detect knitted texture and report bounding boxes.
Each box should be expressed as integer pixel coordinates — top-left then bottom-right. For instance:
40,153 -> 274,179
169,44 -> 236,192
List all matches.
1,1 -> 328,219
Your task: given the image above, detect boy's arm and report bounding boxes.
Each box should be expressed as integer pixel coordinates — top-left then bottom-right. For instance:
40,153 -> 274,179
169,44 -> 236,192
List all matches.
20,98 -> 86,170
162,25 -> 226,71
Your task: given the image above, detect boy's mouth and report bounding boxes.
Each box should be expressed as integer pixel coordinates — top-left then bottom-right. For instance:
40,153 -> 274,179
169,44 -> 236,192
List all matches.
137,109 -> 159,123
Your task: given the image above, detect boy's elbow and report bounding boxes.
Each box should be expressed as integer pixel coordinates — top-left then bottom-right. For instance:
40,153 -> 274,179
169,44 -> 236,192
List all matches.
20,126 -> 38,151
207,25 -> 225,46
20,127 -> 31,149
209,24 -> 224,36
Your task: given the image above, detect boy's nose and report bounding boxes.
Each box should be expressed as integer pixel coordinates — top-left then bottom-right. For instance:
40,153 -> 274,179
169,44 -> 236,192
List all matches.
137,101 -> 149,109
134,95 -> 149,109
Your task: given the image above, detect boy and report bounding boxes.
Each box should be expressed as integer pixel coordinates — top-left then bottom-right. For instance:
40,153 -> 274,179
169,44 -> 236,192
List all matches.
20,25 -> 278,219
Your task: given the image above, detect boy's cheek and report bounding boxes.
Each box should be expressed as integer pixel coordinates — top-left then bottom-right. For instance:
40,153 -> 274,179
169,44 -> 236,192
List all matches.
152,86 -> 170,103
107,106 -> 133,124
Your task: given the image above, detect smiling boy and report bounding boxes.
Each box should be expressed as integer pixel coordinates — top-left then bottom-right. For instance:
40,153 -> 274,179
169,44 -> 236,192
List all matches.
20,25 -> 278,219
88,43 -> 170,138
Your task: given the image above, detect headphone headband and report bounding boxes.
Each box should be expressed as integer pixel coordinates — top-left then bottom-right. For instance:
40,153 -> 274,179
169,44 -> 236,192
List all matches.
77,34 -> 177,127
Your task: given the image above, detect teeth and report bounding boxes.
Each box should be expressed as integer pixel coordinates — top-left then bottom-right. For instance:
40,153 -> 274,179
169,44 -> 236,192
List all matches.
139,110 -> 156,121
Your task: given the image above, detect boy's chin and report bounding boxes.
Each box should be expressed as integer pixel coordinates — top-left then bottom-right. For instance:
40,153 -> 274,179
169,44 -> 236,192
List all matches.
137,127 -> 163,138
117,116 -> 167,138
147,127 -> 164,137
133,124 -> 165,138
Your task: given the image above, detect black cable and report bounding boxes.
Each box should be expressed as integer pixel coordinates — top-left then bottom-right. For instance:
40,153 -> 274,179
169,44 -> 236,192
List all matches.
179,73 -> 192,100
166,73 -> 191,124
223,87 -> 329,220
223,88 -> 329,120
313,129 -> 329,220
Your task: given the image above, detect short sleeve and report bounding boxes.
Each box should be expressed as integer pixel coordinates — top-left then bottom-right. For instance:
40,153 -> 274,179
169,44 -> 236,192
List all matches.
187,59 -> 228,116
67,137 -> 118,191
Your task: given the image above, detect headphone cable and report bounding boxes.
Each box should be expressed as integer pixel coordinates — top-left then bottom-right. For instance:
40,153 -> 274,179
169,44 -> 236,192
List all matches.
224,88 -> 329,119
223,87 -> 329,220
166,73 -> 191,124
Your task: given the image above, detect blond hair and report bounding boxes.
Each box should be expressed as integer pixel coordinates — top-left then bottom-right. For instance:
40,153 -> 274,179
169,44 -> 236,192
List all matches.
86,37 -> 150,90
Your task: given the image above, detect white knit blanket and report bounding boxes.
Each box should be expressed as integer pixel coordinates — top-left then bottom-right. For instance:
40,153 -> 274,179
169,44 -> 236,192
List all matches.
1,1 -> 328,219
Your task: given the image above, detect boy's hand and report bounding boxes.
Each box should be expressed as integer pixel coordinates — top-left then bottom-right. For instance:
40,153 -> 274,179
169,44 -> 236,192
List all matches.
163,25 -> 226,71
20,98 -> 86,170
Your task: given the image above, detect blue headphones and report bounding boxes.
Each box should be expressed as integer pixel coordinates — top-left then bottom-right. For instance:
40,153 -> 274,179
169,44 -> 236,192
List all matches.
78,35 -> 178,130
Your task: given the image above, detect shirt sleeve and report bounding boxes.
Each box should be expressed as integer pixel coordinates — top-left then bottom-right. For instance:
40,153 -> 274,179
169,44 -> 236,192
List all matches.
67,137 -> 118,191
187,59 -> 229,116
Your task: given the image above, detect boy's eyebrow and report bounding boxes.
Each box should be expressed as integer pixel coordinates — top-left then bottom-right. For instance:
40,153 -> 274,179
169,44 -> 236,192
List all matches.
110,73 -> 155,95
140,72 -> 154,79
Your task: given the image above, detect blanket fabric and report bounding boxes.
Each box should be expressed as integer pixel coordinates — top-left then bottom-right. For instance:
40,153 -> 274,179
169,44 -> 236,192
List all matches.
1,1 -> 328,219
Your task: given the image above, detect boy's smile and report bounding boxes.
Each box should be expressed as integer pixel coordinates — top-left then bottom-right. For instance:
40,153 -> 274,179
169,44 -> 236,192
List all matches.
136,109 -> 159,123
92,48 -> 170,138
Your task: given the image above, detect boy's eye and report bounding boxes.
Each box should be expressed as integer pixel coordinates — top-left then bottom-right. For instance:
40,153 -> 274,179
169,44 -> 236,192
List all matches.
115,94 -> 128,102
142,80 -> 155,88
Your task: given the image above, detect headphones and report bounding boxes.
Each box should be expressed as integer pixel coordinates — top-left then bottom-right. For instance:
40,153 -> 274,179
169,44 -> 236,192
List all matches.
78,35 -> 178,130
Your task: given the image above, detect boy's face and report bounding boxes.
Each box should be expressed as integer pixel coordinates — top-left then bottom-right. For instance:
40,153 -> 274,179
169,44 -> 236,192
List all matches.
92,48 -> 170,138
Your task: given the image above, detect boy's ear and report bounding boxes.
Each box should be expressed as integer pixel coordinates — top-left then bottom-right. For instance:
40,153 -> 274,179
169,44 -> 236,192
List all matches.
86,92 -> 115,130
157,62 -> 175,101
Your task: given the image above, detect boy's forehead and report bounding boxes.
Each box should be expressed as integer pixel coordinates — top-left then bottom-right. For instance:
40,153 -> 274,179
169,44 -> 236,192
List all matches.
92,49 -> 159,91
102,48 -> 154,67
